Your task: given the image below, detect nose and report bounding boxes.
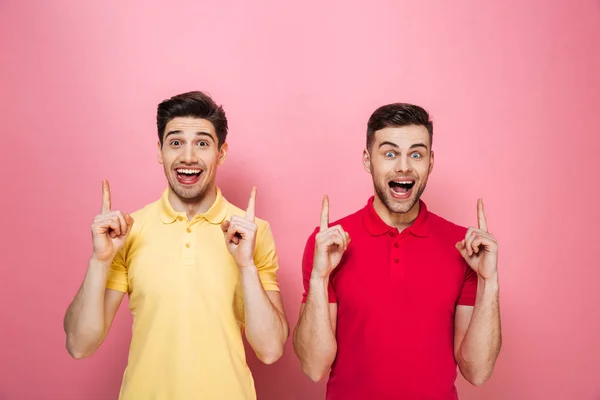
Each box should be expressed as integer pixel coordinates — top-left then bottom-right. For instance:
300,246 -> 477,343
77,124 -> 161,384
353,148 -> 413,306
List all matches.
180,143 -> 199,164
394,155 -> 411,173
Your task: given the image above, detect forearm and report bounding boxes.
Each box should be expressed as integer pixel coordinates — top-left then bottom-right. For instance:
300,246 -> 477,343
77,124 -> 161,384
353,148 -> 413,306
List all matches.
63,257 -> 109,358
293,276 -> 337,381
458,274 -> 502,385
240,264 -> 288,364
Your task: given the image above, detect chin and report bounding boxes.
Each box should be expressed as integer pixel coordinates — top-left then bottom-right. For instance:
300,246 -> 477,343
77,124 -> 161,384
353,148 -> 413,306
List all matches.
385,197 -> 418,214
169,180 -> 207,201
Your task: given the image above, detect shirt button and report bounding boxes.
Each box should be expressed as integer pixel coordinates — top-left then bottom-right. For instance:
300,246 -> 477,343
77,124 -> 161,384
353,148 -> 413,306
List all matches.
177,216 -> 183,221
186,228 -> 192,233
394,243 -> 399,248
185,243 -> 190,248
394,258 -> 399,263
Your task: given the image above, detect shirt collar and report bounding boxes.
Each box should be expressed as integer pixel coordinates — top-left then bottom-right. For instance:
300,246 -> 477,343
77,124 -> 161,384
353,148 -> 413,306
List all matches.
160,186 -> 228,225
363,196 -> 429,238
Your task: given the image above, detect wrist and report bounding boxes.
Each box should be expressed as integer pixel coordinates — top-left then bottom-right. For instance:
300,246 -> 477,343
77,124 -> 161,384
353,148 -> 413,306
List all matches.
478,274 -> 500,298
238,262 -> 258,272
309,273 -> 330,287
480,272 -> 499,286
89,256 -> 111,270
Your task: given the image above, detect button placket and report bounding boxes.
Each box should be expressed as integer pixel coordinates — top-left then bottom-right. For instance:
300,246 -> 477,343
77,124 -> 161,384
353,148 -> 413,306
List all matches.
182,219 -> 196,265
390,232 -> 407,279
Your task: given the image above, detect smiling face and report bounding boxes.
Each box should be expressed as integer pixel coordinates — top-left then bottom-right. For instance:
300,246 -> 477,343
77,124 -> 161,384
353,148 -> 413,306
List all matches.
158,117 -> 227,204
363,124 -> 434,216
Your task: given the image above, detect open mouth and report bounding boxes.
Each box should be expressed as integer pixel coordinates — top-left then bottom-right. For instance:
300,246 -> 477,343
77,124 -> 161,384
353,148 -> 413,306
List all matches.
388,178 -> 415,199
175,167 -> 203,185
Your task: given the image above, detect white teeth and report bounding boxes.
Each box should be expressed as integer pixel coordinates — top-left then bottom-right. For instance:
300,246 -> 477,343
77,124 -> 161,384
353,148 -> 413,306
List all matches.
177,168 -> 201,174
394,180 -> 413,184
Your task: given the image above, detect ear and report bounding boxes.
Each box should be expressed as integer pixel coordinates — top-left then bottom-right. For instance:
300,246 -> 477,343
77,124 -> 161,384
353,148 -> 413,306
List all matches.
362,148 -> 372,173
157,141 -> 163,164
428,150 -> 435,174
217,142 -> 228,165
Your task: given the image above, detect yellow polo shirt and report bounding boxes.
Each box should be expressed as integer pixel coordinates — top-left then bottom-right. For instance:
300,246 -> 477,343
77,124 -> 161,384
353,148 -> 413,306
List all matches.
106,186 -> 280,400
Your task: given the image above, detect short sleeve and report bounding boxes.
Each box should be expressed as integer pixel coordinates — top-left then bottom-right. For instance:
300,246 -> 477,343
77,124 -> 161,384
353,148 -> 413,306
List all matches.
254,222 -> 280,292
457,263 -> 478,306
301,227 -> 337,303
106,244 -> 129,293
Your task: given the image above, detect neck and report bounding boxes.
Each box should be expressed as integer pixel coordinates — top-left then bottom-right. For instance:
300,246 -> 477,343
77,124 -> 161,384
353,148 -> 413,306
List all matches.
168,185 -> 217,220
372,195 -> 421,232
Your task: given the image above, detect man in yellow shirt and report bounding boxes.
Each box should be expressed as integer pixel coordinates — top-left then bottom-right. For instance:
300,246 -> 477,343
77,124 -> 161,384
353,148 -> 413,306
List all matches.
63,91 -> 289,399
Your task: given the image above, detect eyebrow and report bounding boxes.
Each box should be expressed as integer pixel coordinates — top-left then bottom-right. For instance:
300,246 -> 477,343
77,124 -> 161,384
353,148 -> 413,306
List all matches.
164,130 -> 215,142
378,141 -> 429,150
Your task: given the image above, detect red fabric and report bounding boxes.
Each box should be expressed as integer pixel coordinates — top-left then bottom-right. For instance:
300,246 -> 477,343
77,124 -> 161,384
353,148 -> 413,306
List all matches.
301,198 -> 478,400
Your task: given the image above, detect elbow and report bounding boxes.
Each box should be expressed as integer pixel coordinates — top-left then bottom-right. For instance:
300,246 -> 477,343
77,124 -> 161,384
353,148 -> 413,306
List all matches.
257,348 -> 284,365
255,339 -> 285,365
303,365 -> 328,382
460,365 -> 495,387
67,347 -> 90,360
466,373 -> 490,387
65,331 -> 102,360
296,350 -> 334,382
458,346 -> 501,387
292,333 -> 335,382
65,338 -> 92,360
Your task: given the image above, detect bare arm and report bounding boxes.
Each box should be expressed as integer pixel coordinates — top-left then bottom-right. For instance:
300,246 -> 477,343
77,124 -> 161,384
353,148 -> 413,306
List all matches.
293,276 -> 338,382
293,195 -> 348,382
63,179 -> 133,359
63,258 -> 125,358
240,266 -> 289,364
454,276 -> 502,386
454,198 -> 502,386
222,188 -> 288,364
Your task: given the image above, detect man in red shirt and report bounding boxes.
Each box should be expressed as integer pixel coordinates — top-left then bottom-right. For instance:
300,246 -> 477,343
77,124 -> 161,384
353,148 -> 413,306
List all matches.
293,103 -> 502,399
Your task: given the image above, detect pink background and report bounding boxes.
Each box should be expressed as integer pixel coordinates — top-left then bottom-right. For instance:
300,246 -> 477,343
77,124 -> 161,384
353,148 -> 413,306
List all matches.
1,1 -> 599,399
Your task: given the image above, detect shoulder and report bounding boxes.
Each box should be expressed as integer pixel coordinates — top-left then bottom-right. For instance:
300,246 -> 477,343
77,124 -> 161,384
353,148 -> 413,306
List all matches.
426,209 -> 468,241
331,206 -> 365,230
130,197 -> 162,222
124,197 -> 163,239
129,200 -> 157,221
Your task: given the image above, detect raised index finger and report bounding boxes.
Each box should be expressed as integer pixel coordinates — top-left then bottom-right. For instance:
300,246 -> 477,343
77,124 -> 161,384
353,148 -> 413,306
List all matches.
101,179 -> 111,213
477,198 -> 488,232
245,186 -> 256,221
320,195 -> 329,232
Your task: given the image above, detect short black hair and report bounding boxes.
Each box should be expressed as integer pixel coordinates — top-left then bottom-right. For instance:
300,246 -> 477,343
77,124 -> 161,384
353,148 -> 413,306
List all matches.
156,91 -> 228,148
367,103 -> 433,150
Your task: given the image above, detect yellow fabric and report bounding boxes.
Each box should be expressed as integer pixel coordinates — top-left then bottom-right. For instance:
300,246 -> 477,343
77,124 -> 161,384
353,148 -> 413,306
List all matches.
106,187 -> 280,400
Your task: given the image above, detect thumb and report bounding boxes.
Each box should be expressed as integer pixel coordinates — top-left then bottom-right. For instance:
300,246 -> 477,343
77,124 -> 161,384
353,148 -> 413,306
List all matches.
221,220 -> 230,234
123,214 -> 134,236
456,241 -> 469,259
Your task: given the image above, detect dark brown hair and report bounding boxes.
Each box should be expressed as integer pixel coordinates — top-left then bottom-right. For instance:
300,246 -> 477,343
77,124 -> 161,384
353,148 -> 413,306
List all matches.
156,91 -> 228,148
366,103 -> 433,150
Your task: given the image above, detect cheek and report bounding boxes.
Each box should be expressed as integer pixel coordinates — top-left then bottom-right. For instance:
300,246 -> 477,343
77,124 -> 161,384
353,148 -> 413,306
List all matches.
160,152 -> 174,166
415,161 -> 431,177
199,150 -> 220,169
372,161 -> 393,177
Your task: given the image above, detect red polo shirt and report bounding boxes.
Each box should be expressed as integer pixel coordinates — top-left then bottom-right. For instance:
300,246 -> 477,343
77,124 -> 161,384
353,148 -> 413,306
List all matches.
301,197 -> 478,400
